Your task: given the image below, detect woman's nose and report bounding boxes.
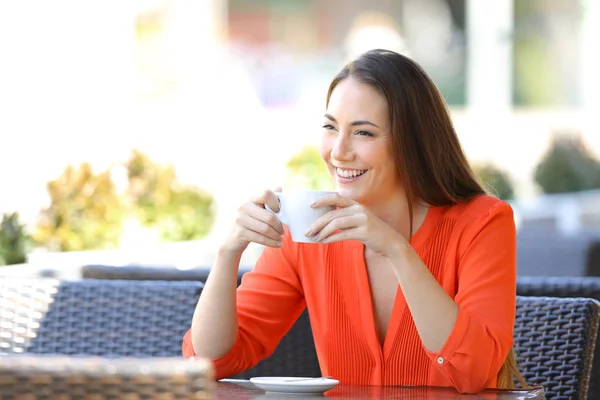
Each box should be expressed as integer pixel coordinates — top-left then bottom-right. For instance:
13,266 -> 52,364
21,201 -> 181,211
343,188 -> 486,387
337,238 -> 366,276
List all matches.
331,134 -> 354,161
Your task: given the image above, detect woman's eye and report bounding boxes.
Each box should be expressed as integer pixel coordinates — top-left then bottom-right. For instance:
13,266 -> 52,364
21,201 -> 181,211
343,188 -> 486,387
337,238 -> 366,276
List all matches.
356,130 -> 375,137
322,124 -> 335,130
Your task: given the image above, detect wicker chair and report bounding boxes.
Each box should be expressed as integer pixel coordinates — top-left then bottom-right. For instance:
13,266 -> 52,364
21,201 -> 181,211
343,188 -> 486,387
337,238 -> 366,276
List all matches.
79,266 -> 321,378
514,296 -> 600,400
81,264 -> 253,285
0,278 -> 203,357
0,278 -> 320,378
517,277 -> 600,399
81,264 -> 214,281
517,277 -> 600,300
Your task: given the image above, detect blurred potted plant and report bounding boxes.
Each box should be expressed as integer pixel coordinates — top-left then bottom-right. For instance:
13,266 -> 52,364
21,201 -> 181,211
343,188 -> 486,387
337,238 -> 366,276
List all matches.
0,212 -> 31,265
285,146 -> 334,191
473,163 -> 515,200
34,163 -> 125,251
534,133 -> 600,194
34,152 -> 216,252
125,150 -> 215,242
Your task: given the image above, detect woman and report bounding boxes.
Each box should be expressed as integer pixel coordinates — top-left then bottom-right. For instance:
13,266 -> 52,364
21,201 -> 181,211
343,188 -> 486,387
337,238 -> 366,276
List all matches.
182,49 -> 525,393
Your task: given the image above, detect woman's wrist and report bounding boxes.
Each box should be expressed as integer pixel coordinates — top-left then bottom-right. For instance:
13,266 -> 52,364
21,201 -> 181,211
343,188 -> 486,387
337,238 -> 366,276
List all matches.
386,239 -> 423,284
216,245 -> 244,265
385,237 -> 411,262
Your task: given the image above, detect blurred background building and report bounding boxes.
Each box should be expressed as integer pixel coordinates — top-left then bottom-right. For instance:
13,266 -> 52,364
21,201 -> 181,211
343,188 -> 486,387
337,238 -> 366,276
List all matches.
0,0 -> 599,277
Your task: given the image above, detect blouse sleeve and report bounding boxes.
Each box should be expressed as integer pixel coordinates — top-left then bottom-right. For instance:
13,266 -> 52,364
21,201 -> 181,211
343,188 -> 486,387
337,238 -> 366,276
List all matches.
182,229 -> 306,380
423,200 -> 517,393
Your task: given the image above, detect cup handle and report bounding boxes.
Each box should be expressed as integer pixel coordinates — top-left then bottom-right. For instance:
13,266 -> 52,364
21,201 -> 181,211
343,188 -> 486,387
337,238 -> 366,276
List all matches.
266,193 -> 287,225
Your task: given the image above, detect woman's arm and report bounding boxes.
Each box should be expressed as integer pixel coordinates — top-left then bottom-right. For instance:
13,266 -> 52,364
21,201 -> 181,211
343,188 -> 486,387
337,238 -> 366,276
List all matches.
190,248 -> 243,359
187,189 -> 285,359
389,201 -> 517,393
387,246 -> 458,353
183,228 -> 306,379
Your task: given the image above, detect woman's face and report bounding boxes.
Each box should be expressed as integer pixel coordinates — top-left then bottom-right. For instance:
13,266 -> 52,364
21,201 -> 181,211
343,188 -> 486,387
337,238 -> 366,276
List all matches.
320,77 -> 403,205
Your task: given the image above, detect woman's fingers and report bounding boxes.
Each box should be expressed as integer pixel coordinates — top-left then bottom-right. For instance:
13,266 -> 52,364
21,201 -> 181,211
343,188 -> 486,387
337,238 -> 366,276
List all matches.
313,214 -> 364,242
305,205 -> 360,237
310,192 -> 352,208
251,189 -> 280,213
241,201 -> 285,235
236,223 -> 283,248
236,211 -> 283,243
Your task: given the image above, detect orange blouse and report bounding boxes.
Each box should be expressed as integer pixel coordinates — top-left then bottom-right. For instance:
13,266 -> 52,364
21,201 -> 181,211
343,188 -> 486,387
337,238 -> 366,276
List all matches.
182,195 -> 517,393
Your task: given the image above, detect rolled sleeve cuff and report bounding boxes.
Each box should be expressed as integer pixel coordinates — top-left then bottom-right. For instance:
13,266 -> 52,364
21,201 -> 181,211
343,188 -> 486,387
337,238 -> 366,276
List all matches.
212,332 -> 261,380
423,307 -> 470,367
182,329 -> 195,358
182,329 -> 248,380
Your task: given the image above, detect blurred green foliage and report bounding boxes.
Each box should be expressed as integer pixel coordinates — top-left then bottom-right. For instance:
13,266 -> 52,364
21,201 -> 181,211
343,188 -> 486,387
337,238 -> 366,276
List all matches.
473,163 -> 516,201
534,134 -> 600,194
0,212 -> 31,265
34,150 -> 216,252
126,150 -> 215,242
285,146 -> 334,190
34,163 -> 125,252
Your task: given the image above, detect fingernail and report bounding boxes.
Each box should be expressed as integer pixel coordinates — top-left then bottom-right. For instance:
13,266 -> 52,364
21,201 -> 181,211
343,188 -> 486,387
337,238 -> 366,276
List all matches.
310,201 -> 317,207
304,229 -> 312,236
277,242 -> 283,247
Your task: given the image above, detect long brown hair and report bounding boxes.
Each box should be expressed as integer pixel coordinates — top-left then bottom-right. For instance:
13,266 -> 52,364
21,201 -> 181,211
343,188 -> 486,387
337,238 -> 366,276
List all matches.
326,49 -> 526,389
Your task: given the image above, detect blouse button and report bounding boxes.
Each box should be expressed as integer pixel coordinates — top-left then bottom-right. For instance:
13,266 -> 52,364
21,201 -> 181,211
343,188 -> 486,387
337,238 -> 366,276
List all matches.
437,356 -> 444,365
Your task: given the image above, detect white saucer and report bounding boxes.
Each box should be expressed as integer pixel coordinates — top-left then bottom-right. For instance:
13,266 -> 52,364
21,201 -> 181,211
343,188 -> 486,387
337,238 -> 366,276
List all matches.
249,376 -> 340,394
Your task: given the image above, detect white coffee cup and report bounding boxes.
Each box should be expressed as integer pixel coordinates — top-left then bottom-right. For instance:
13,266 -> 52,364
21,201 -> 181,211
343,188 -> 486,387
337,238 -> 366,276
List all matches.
269,189 -> 336,243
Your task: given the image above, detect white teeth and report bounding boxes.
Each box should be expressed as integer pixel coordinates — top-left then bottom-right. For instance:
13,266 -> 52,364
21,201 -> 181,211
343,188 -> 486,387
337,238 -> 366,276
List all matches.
336,168 -> 367,178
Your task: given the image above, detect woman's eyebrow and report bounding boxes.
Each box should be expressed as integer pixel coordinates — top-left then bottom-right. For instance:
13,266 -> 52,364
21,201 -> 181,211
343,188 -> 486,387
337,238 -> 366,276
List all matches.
324,113 -> 380,128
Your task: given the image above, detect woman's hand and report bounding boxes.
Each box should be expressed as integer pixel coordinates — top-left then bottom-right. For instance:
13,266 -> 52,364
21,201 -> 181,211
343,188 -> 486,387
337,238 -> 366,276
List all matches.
220,188 -> 285,256
305,193 -> 406,259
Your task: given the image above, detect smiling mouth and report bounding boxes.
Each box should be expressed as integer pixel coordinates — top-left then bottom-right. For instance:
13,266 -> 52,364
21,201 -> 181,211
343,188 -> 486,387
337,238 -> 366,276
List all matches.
336,168 -> 368,179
